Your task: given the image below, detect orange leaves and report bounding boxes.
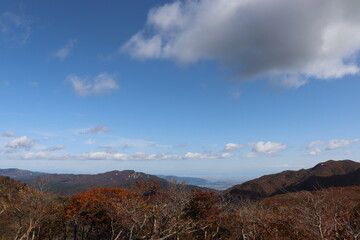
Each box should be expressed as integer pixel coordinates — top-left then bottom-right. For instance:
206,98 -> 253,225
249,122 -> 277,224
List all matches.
65,187 -> 129,219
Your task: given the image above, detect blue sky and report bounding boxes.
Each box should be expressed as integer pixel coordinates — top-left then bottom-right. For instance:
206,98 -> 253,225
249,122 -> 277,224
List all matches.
0,0 -> 359,180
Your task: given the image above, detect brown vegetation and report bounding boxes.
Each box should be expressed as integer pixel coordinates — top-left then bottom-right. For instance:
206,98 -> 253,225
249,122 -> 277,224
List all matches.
1,174 -> 360,240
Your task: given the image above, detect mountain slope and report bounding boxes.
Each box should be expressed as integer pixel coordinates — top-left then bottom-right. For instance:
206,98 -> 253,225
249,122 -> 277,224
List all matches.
280,168 -> 360,193
225,160 -> 360,199
0,169 -> 169,195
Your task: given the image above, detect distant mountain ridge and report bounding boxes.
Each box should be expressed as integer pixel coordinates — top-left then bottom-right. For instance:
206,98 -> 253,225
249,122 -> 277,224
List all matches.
40,170 -> 170,194
157,175 -> 243,190
225,160 -> 360,199
0,169 -> 168,195
2,159 -> 359,196
0,168 -> 45,179
157,175 -> 210,185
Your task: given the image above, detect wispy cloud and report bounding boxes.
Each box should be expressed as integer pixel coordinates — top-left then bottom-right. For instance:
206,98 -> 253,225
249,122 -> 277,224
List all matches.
79,125 -> 110,135
307,140 -> 325,149
85,138 -> 96,145
242,152 -> 258,159
123,0 -> 360,88
326,138 -> 359,150
0,12 -> 31,44
2,131 -> 15,138
98,145 -> 118,153
52,39 -> 76,60
184,152 -> 232,160
15,150 -> 233,161
28,81 -> 38,87
224,143 -> 244,152
67,73 -> 119,96
6,136 -> 36,150
44,145 -> 64,152
305,148 -> 321,156
107,137 -> 174,150
0,81 -> 10,86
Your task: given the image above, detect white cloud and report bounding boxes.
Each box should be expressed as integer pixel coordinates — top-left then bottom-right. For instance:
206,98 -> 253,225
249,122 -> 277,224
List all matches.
16,150 -> 233,161
224,143 -> 244,151
326,138 -> 359,150
22,152 -> 70,160
305,148 -> 321,156
184,152 -> 231,159
252,141 -> 286,155
79,152 -> 126,160
67,73 -> 119,96
220,153 -> 233,158
131,152 -> 181,161
23,151 -> 47,159
52,39 -> 76,60
123,0 -> 360,88
0,12 -> 31,44
45,145 -> 64,152
2,131 -> 15,138
307,140 -> 325,149
6,136 -> 36,150
79,125 -> 110,135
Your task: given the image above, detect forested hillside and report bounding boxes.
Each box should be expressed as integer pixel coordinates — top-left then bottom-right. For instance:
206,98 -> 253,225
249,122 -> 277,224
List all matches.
1,160 -> 360,240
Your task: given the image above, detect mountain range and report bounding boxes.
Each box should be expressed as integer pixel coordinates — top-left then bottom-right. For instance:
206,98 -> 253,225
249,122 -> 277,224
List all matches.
1,159 -> 359,197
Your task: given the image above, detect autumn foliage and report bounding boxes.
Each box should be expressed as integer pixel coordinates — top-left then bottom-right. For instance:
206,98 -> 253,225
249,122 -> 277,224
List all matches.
1,177 -> 360,240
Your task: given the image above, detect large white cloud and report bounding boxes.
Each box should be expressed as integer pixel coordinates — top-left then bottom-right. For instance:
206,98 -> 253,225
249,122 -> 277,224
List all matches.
123,0 -> 360,88
67,73 -> 119,96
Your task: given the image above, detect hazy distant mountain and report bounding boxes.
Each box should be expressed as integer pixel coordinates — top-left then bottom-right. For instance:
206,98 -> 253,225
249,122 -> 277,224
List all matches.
0,168 -> 45,180
157,175 -> 243,190
225,160 -> 360,199
157,175 -> 210,185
